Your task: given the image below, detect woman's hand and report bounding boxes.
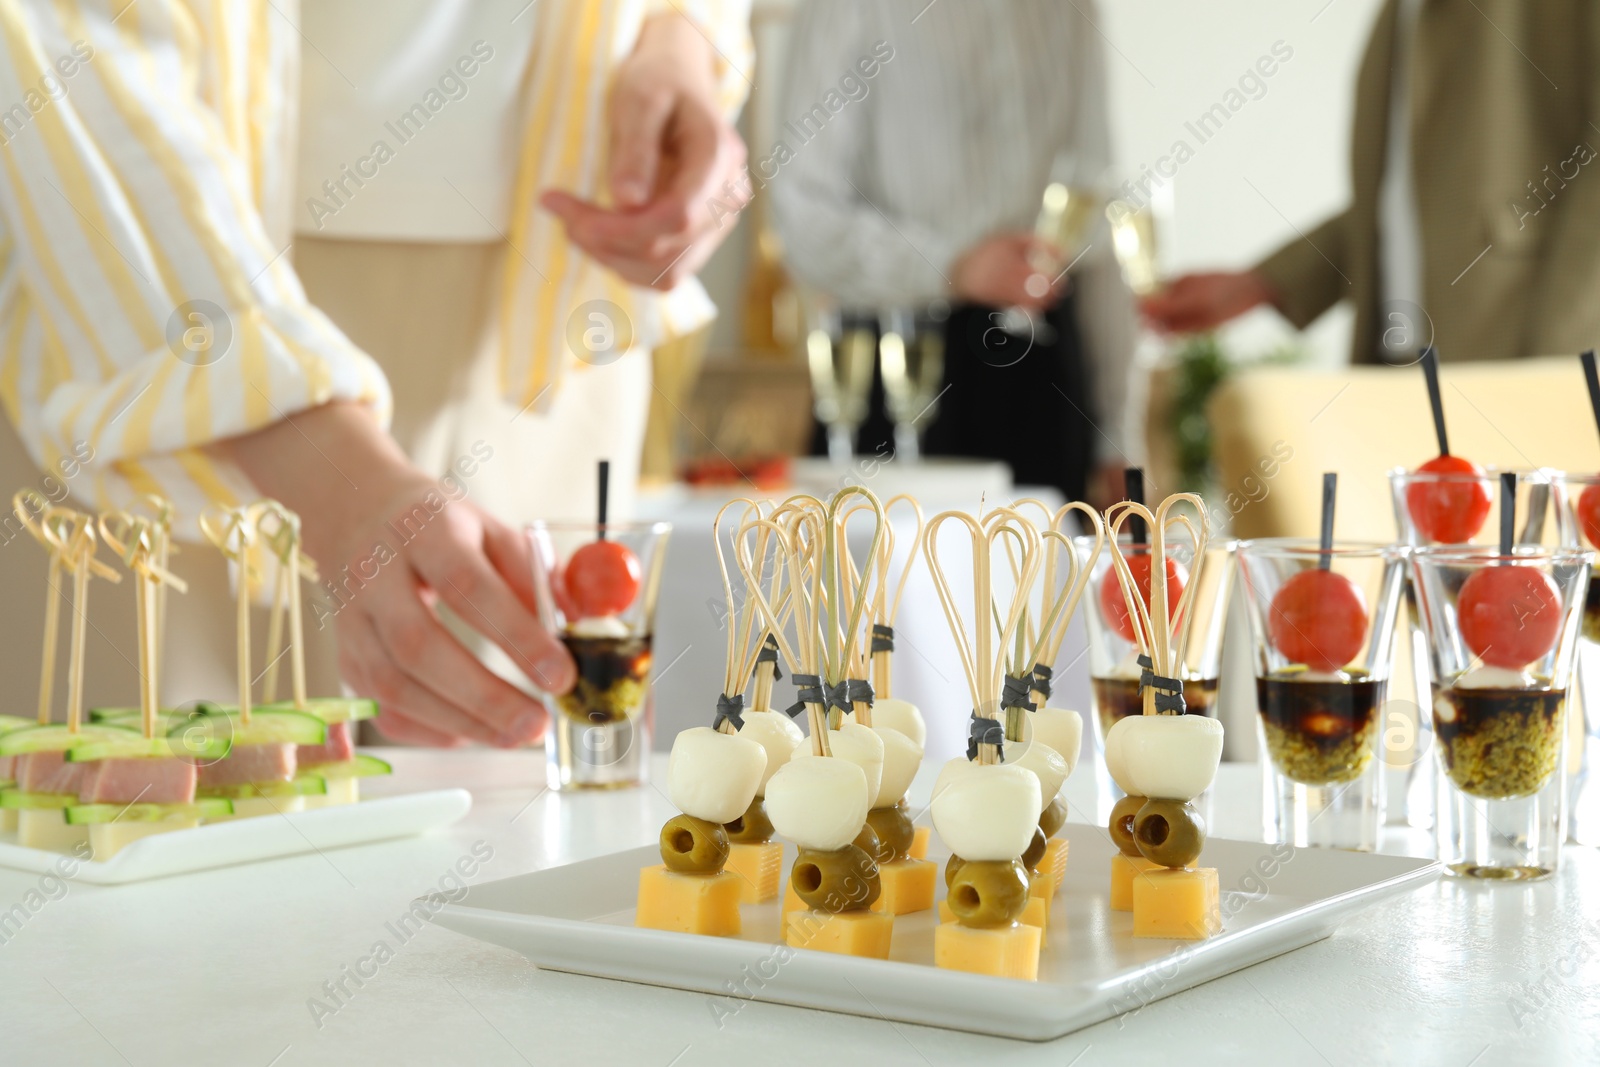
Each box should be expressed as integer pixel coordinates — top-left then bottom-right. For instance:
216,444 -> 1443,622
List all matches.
540,11 -> 748,290
223,403 -> 575,747
950,232 -> 1065,311
1140,271 -> 1277,334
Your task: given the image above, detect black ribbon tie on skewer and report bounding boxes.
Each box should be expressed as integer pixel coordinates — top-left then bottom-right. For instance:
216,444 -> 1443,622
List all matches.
1001,673 -> 1036,713
1031,662 -> 1054,700
1137,653 -> 1187,714
845,678 -> 875,707
786,674 -> 824,719
870,624 -> 895,653
714,693 -> 746,731
967,712 -> 1005,760
823,680 -> 853,714
753,634 -> 783,682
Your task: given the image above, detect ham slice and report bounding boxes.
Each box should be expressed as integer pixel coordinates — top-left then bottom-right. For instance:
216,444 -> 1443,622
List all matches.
196,743 -> 296,788
0,755 -> 14,781
297,721 -> 354,768
15,751 -> 84,795
78,758 -> 197,805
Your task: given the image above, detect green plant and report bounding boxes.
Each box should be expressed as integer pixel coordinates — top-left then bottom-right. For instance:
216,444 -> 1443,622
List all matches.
1169,334 -> 1301,493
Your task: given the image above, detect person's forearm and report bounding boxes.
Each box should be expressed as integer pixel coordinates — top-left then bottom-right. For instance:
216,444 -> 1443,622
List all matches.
636,9 -> 718,93
217,401 -> 421,567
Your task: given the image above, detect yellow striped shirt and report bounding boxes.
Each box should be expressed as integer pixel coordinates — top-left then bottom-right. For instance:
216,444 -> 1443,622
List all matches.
0,0 -> 751,536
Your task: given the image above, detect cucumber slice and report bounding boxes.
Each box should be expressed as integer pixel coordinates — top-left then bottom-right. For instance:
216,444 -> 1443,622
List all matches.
0,715 -> 39,734
258,697 -> 379,724
0,724 -> 141,756
65,797 -> 234,824
303,753 -> 392,780
0,789 -> 76,810
168,708 -> 326,746
86,706 -> 143,723
199,775 -> 327,800
66,734 -> 232,763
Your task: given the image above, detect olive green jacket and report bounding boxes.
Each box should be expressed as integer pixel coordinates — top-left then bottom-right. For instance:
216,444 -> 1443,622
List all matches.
1255,0 -> 1600,363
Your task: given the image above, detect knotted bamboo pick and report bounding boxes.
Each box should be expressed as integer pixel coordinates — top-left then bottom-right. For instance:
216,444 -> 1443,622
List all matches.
250,501 -> 320,710
711,498 -> 770,736
99,510 -> 187,739
1027,503 -> 1105,708
743,501 -> 794,715
868,494 -> 923,702
15,491 -> 72,725
979,508 -> 1044,744
924,507 -> 1036,767
200,507 -> 257,725
1102,495 -> 1209,717
738,510 -> 830,755
821,488 -> 884,731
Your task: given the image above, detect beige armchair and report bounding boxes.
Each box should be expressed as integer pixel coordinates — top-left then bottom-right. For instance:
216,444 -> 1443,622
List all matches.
1208,355 -> 1600,540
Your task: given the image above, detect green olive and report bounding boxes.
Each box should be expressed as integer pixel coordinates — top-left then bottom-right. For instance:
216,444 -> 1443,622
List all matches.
1133,799 -> 1205,868
944,853 -> 967,890
865,805 -> 915,862
1039,794 -> 1068,839
1021,826 -> 1048,873
1109,794 -> 1147,857
791,844 -> 880,911
946,858 -> 1030,928
659,814 -> 729,873
723,796 -> 773,844
852,822 -> 883,862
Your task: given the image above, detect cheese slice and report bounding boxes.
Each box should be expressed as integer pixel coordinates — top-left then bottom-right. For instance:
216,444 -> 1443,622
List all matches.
89,817 -> 198,861
300,778 -> 360,809
725,841 -> 783,903
17,809 -> 88,852
208,795 -> 306,820
934,921 -> 1041,980
636,865 -> 742,936
0,809 -> 16,834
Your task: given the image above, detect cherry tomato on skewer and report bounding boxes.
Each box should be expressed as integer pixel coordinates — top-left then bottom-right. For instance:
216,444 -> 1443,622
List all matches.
1268,568 -> 1368,672
1457,565 -> 1562,670
1576,484 -> 1600,549
1405,454 -> 1492,544
564,540 -> 642,618
1099,554 -> 1188,643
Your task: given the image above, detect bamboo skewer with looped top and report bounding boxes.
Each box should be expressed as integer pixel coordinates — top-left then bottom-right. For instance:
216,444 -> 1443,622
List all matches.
738,510 -> 830,755
1014,501 -> 1105,709
99,509 -> 187,740
819,488 -> 884,732
1102,495 -> 1209,717
16,499 -> 121,733
249,500 -> 321,712
200,507 -> 258,725
710,498 -> 773,736
739,501 -> 798,715
923,507 -> 1038,767
855,493 -> 923,707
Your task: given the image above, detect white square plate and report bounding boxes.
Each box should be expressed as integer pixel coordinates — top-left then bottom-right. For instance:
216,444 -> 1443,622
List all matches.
0,789 -> 472,884
428,825 -> 1439,1040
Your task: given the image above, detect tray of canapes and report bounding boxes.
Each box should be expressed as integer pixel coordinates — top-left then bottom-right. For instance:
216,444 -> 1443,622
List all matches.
0,496 -> 468,884
429,487 -> 1439,1040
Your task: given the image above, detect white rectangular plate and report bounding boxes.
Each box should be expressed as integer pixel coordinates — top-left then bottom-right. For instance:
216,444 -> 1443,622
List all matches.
430,825 -> 1439,1040
0,789 -> 471,884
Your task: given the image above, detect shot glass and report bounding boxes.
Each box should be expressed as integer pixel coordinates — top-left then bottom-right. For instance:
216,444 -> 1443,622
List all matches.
1076,534 -> 1237,820
528,520 -> 671,791
1411,544 -> 1590,879
1387,467 -> 1559,831
1237,540 -> 1407,851
1550,470 -> 1600,845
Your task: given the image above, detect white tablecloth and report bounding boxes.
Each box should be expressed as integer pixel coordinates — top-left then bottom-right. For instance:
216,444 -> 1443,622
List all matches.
2,751 -> 1595,1065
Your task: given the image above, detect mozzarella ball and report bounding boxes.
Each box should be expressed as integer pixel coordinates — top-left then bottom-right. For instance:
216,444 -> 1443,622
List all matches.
764,755 -> 870,851
817,721 -> 884,804
667,727 -> 768,824
1009,740 -> 1068,813
1105,715 -> 1223,801
930,760 -> 1041,861
872,726 -> 923,807
737,711 -> 805,796
871,698 -> 926,750
1028,707 -> 1083,777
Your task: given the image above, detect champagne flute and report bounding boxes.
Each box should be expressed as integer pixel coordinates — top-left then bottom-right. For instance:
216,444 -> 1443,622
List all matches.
998,158 -> 1106,340
879,304 -> 948,462
1105,179 -> 1172,297
804,301 -> 876,465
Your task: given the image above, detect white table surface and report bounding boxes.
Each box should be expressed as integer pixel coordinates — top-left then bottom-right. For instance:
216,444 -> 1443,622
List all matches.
2,751 -> 1597,1067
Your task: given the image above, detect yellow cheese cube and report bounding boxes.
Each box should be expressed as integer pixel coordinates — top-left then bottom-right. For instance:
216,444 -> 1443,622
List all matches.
934,921 -> 1041,980
786,908 -> 893,958
939,895 -> 1048,931
1,809 -> 16,834
635,865 -> 742,936
869,858 -> 936,915
300,778 -> 361,809
1041,836 -> 1069,894
1109,853 -> 1162,911
725,841 -> 783,903
908,825 -> 931,861
780,881 -> 804,944
1132,866 -> 1222,940
17,809 -> 88,852
1029,868 -> 1054,901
